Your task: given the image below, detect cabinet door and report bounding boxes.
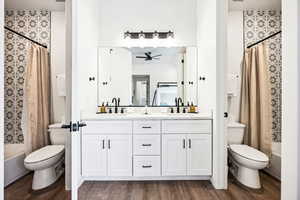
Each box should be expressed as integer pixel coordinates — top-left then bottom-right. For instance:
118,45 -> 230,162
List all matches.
107,135 -> 132,176
187,134 -> 212,176
82,135 -> 107,177
162,134 -> 187,176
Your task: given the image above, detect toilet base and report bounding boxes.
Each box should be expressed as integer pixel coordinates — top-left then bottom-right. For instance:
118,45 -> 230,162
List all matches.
229,158 -> 261,189
32,158 -> 64,190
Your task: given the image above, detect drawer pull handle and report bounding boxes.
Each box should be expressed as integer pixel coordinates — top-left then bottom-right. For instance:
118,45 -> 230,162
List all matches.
142,165 -> 152,168
142,126 -> 152,129
102,140 -> 105,149
142,144 -> 152,147
108,140 -> 111,149
189,139 -> 192,149
183,139 -> 186,149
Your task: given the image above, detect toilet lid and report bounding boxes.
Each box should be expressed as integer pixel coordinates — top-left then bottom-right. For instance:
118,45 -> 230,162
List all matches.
25,145 -> 65,164
229,144 -> 269,162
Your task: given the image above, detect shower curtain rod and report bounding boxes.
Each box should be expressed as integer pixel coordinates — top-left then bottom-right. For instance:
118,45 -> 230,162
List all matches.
247,31 -> 281,49
4,26 -> 48,49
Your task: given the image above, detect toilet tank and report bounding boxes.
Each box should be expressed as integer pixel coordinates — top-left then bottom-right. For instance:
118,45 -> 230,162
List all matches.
49,123 -> 66,145
227,122 -> 246,145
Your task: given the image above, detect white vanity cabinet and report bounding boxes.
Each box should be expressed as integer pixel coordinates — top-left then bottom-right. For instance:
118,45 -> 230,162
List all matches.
162,134 -> 187,176
82,135 -> 107,177
133,120 -> 161,177
162,120 -> 212,176
82,121 -> 132,177
81,118 -> 212,180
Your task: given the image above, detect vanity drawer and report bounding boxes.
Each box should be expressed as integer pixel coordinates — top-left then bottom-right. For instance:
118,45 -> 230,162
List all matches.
162,120 -> 212,134
133,156 -> 161,177
83,121 -> 132,134
133,120 -> 161,134
133,135 -> 160,155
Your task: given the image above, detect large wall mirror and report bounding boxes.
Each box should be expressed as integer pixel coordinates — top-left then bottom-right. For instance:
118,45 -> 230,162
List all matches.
98,47 -> 198,107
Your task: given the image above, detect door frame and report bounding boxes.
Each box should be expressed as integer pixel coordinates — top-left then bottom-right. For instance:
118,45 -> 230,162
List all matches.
132,75 -> 150,106
215,0 -> 228,189
281,1 -> 300,199
0,0 -> 4,198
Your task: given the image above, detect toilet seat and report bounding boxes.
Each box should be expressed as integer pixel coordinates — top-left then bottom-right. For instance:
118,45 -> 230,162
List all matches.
229,144 -> 269,162
25,145 -> 65,164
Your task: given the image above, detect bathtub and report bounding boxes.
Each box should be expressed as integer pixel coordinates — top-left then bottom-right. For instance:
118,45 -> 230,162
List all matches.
264,142 -> 281,180
4,144 -> 29,187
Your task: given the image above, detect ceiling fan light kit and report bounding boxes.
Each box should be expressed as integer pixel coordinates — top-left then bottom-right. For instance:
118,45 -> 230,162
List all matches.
124,30 -> 174,40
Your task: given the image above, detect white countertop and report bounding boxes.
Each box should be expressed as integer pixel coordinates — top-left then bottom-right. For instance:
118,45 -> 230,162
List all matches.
81,112 -> 213,121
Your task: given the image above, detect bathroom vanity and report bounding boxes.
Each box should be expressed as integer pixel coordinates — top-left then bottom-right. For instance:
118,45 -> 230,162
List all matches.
79,46 -> 214,181
80,113 -> 212,181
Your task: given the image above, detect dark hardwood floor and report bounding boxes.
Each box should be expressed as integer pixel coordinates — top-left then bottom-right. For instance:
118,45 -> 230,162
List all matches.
5,172 -> 280,200
79,173 -> 280,200
4,173 -> 70,200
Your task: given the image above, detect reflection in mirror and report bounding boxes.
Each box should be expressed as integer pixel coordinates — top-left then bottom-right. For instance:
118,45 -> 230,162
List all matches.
98,47 -> 198,107
132,75 -> 150,106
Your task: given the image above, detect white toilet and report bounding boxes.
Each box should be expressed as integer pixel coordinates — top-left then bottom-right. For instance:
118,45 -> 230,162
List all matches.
227,122 -> 269,189
24,123 -> 66,190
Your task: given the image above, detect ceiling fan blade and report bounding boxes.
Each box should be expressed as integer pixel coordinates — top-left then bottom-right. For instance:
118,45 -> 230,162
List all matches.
136,56 -> 147,58
145,52 -> 152,58
153,57 -> 160,60
152,54 -> 162,58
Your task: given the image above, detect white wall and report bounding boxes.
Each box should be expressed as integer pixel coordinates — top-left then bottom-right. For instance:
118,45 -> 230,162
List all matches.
0,0 -> 4,198
282,0 -> 300,199
227,11 -> 243,122
197,0 -> 227,189
51,12 -> 66,123
78,0 -> 100,113
98,0 -> 197,47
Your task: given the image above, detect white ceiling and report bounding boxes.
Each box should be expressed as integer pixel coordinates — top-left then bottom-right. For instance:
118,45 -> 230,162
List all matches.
5,0 -> 281,17
5,0 -> 65,11
229,0 -> 281,11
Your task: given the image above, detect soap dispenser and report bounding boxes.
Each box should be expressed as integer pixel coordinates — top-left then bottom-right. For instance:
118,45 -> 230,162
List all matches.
100,102 -> 106,113
189,102 -> 196,113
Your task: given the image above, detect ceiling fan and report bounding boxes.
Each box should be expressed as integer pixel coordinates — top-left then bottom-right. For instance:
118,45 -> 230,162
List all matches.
136,52 -> 162,61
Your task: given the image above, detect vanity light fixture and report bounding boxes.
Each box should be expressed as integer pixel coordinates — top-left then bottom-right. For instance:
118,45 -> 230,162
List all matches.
124,30 -> 174,39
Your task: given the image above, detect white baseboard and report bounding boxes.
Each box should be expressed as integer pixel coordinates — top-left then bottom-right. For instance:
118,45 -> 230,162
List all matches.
83,176 -> 211,182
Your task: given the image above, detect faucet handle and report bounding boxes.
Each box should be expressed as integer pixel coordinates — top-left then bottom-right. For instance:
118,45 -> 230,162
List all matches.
117,98 -> 121,106
170,107 -> 174,113
121,108 -> 126,114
